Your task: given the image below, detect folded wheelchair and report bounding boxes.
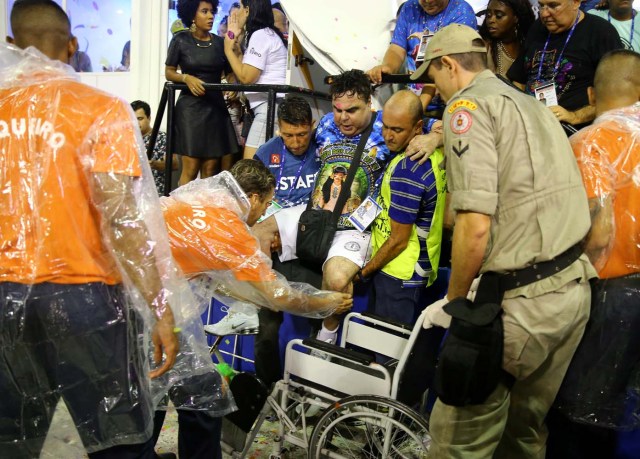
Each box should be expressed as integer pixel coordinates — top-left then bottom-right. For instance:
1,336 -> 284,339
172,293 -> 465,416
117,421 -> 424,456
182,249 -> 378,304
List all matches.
222,308 -> 443,458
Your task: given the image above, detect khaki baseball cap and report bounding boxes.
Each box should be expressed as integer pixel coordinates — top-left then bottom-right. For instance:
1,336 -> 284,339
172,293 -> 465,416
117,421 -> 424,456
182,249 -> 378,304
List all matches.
411,24 -> 486,82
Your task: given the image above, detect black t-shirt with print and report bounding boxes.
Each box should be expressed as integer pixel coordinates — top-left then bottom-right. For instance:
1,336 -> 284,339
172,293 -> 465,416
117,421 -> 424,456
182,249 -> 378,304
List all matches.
508,15 -> 621,111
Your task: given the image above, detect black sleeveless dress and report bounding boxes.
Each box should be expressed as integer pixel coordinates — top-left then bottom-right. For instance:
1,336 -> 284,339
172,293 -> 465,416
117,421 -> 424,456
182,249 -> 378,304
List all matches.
166,31 -> 240,158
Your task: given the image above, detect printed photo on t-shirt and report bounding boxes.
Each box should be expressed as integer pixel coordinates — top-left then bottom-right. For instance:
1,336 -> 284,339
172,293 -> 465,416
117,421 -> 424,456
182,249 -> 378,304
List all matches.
310,140 -> 382,229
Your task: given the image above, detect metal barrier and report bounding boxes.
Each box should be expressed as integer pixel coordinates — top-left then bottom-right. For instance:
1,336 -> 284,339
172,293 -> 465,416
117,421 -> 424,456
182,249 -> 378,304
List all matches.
147,82 -> 331,196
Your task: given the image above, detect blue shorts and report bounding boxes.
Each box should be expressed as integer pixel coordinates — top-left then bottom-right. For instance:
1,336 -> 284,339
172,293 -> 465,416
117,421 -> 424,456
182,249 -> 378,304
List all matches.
0,282 -> 153,457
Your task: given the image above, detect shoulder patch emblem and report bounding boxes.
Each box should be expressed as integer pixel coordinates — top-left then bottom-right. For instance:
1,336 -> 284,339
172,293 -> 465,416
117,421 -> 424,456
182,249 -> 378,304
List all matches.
450,110 -> 473,135
270,153 -> 281,165
447,99 -> 477,113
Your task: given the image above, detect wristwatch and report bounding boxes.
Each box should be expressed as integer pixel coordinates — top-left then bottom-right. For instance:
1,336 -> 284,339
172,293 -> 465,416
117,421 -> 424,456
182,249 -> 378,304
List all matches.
227,30 -> 235,40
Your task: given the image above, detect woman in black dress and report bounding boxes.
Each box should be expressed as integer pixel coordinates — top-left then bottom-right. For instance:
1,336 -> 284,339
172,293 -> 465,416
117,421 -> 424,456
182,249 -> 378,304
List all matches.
166,0 -> 240,186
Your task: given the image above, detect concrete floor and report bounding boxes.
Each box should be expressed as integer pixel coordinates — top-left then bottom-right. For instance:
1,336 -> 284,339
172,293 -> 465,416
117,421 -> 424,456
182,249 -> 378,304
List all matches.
40,401 -> 179,458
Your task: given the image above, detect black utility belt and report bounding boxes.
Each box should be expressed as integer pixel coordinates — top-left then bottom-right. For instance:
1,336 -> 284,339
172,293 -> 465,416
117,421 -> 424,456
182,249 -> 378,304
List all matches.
493,243 -> 583,293
435,243 -> 584,407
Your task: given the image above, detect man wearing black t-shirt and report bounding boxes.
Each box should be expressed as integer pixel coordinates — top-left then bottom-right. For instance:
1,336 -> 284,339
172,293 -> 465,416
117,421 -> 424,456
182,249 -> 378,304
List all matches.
508,0 -> 621,129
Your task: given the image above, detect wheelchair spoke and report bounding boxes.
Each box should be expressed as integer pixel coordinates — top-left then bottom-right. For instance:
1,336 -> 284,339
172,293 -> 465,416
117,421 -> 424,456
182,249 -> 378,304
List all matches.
309,396 -> 430,459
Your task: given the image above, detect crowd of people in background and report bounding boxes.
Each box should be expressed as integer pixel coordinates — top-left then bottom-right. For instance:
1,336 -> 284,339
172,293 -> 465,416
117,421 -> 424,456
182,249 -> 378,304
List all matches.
2,0 -> 640,458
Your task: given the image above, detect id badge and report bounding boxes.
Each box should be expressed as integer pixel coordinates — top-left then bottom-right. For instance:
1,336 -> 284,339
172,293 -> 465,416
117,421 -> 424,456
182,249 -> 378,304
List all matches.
258,200 -> 283,223
533,81 -> 558,107
415,29 -> 435,65
348,196 -> 382,232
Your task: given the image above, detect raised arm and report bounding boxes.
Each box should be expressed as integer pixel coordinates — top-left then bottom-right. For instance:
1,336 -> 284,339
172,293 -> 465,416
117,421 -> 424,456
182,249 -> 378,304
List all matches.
223,12 -> 262,84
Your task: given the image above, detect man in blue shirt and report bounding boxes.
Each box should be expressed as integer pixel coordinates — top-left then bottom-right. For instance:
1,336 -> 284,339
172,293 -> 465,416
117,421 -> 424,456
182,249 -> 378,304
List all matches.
254,96 -> 321,208
131,100 -> 177,196
254,96 -> 323,387
358,90 -> 446,326
367,0 -> 477,108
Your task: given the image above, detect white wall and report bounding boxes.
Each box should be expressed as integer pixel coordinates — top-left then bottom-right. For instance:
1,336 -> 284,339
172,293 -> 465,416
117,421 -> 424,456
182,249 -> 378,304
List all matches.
130,0 -> 170,128
1,0 -> 170,127
0,4 -> 6,44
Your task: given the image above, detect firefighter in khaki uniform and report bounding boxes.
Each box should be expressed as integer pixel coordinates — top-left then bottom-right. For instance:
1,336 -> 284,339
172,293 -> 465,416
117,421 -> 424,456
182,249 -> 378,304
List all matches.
411,24 -> 597,458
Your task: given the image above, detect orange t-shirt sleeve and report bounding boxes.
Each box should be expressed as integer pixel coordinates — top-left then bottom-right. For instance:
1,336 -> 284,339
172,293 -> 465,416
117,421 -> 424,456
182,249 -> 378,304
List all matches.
165,202 -> 276,282
90,99 -> 142,177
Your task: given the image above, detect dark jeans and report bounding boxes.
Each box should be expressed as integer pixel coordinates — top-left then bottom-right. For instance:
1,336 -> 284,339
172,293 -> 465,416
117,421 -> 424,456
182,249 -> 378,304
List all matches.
367,271 -> 427,325
547,274 -> 640,459
254,256 -> 322,388
153,410 -> 222,459
0,282 -> 153,458
89,438 -> 155,459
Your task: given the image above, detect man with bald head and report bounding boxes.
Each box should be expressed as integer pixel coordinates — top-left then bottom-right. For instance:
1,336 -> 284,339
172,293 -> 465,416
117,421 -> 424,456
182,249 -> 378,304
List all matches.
358,90 -> 447,326
2,1 -> 178,457
547,49 -> 640,459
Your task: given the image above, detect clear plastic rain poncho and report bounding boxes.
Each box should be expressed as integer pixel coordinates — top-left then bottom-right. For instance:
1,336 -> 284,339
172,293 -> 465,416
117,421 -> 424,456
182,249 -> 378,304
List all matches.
0,42 -> 233,457
161,171 -> 347,319
553,102 -> 640,430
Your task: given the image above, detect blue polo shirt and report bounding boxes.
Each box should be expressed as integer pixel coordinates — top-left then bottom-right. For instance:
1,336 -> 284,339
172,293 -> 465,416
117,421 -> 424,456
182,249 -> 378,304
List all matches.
392,0 -> 477,74
254,135 -> 321,208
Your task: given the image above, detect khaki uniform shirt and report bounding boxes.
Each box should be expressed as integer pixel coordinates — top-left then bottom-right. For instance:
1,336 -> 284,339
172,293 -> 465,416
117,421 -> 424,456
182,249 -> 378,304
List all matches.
443,70 -> 596,298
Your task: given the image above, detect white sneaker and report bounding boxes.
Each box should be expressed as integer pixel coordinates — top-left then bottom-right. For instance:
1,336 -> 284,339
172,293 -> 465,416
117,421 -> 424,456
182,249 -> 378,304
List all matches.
204,310 -> 259,335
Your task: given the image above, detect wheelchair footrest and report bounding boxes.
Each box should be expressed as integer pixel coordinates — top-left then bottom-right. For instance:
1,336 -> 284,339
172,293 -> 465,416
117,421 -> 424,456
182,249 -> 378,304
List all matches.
302,338 -> 375,366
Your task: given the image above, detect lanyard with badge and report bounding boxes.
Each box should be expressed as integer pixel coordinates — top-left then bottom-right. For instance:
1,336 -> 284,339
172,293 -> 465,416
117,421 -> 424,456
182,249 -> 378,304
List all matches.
608,10 -> 635,49
260,143 -> 308,222
533,10 -> 580,107
416,3 -> 451,64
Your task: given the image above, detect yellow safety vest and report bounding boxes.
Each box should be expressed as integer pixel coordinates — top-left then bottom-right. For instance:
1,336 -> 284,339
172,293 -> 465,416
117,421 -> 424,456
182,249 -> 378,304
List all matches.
370,148 -> 446,286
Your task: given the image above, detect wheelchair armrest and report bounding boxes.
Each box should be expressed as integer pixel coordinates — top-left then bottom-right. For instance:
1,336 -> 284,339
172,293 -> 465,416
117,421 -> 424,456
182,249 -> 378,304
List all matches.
359,311 -> 412,331
302,338 -> 375,366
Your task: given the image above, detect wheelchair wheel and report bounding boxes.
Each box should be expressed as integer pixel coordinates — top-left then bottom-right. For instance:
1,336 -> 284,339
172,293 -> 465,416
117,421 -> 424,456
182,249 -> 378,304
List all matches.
308,395 -> 430,458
